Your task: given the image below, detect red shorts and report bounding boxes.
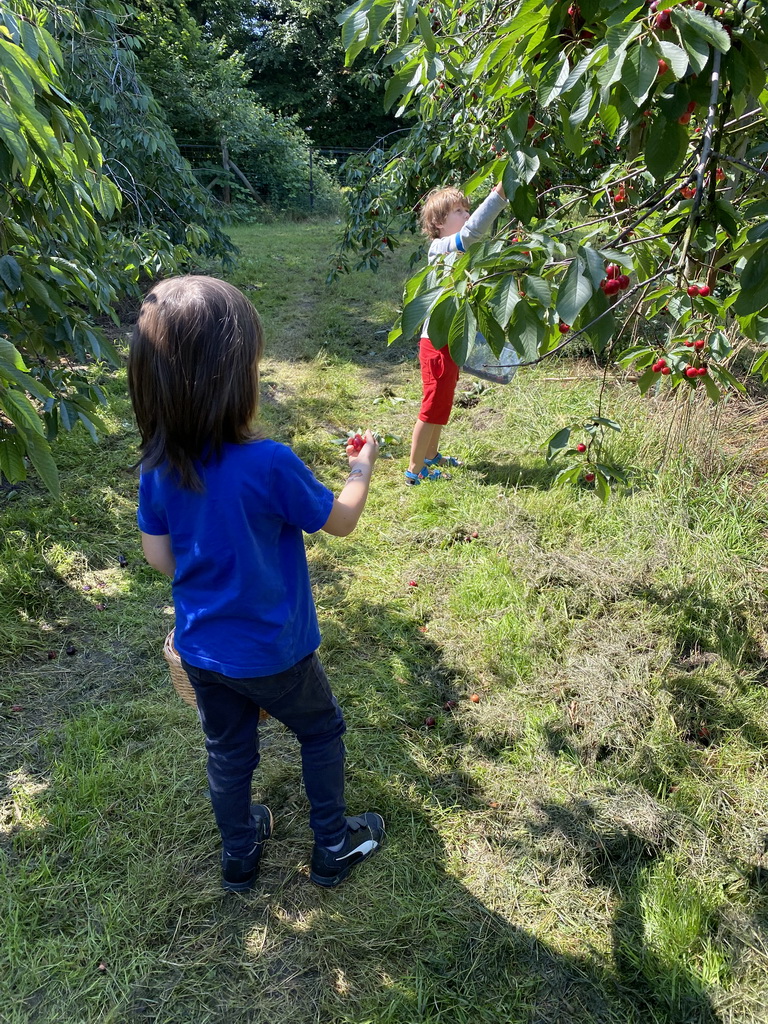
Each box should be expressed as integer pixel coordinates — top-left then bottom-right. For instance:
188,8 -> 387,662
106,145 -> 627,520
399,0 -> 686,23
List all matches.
418,337 -> 459,425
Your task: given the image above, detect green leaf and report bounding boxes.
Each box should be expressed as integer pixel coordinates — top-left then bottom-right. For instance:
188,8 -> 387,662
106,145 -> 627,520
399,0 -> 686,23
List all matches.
447,302 -> 476,366
702,372 -> 721,403
462,160 -> 495,197
623,44 -> 657,107
488,275 -> 520,329
509,300 -> 544,362
645,119 -> 688,181
0,388 -> 45,436
734,243 -> 768,316
0,254 -> 22,292
656,41 -> 689,79
416,6 -> 437,52
521,275 -> 551,307
556,258 -> 592,326
674,6 -> 731,54
401,287 -> 445,339
595,471 -> 610,503
546,427 -> 571,464
0,430 -> 26,484
426,294 -> 458,350
511,184 -> 537,224
19,422 -> 60,497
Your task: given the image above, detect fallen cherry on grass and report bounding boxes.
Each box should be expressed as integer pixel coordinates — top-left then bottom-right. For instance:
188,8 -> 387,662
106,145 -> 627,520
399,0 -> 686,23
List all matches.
425,716 -> 436,728
47,651 -> 57,660
444,700 -> 458,710
470,693 -> 481,703
408,580 -> 418,588
65,645 -> 77,656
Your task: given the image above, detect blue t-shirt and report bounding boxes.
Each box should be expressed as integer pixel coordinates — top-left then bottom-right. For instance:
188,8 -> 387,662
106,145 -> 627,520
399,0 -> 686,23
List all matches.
137,439 -> 334,677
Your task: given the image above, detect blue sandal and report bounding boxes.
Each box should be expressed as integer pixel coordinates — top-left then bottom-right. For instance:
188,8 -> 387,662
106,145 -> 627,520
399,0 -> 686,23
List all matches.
404,467 -> 450,485
424,452 -> 463,468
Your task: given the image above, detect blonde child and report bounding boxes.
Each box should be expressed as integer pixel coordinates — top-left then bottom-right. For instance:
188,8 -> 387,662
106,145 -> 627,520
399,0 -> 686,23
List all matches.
406,182 -> 508,485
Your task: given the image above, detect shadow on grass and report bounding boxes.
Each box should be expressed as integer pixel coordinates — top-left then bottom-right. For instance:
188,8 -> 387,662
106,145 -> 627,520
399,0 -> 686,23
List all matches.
3,595 -> 726,1023
469,459 -> 561,490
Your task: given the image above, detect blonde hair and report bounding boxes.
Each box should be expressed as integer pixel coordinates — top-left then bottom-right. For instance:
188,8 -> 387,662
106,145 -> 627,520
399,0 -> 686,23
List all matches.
419,187 -> 470,239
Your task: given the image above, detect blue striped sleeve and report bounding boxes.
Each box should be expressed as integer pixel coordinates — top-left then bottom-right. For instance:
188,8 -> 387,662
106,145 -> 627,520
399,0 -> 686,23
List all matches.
454,232 -> 465,252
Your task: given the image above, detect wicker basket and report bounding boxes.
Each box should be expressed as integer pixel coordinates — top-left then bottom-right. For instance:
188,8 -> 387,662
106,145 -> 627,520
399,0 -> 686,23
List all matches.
163,629 -> 268,720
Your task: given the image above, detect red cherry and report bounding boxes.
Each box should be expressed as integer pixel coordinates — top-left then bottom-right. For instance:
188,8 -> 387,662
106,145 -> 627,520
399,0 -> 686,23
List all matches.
698,285 -> 711,297
696,366 -> 708,376
687,101 -> 697,113
694,339 -> 706,351
678,113 -> 691,125
425,716 -> 436,728
559,323 -> 570,334
604,279 -> 621,295
584,472 -> 596,483
443,700 -> 457,710
470,693 -> 481,703
408,580 -> 418,587
652,361 -> 661,373
617,274 -> 630,290
576,443 -> 587,453
687,285 -> 700,297
606,263 -> 619,279
658,59 -> 669,74
660,366 -> 672,375
527,114 -> 536,130
685,366 -> 699,378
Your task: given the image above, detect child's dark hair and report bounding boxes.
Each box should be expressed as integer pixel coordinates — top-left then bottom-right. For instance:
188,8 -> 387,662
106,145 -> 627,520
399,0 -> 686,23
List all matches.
128,275 -> 263,491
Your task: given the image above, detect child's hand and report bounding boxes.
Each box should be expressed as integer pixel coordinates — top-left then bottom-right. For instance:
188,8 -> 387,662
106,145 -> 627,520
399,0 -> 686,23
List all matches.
345,429 -> 379,464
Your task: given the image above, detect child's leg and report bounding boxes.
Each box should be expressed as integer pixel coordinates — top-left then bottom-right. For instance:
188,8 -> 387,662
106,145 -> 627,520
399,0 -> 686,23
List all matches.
424,424 -> 444,463
408,420 -> 441,475
262,653 -> 348,847
409,338 -> 459,476
182,661 -> 263,858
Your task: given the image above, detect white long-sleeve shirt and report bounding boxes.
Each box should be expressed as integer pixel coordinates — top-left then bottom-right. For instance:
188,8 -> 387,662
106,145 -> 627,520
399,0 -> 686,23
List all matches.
423,188 -> 508,340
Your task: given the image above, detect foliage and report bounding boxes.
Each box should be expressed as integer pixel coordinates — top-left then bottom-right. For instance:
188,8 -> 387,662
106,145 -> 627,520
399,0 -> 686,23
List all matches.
335,0 -> 768,496
0,0 -> 234,495
219,0 -> 401,148
130,0 -> 341,213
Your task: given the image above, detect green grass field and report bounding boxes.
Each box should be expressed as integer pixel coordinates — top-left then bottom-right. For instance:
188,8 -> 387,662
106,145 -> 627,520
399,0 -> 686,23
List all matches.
2,219 -> 768,1023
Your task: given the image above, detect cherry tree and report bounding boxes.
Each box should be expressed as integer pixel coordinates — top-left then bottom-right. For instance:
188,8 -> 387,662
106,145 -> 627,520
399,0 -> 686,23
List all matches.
334,0 -> 768,496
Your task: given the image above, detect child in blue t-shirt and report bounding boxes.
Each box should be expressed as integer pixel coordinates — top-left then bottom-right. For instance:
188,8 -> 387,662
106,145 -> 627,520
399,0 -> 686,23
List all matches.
128,275 -> 384,891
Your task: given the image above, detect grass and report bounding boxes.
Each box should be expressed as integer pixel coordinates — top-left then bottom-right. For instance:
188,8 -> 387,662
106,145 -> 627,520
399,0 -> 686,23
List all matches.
2,218 -> 768,1023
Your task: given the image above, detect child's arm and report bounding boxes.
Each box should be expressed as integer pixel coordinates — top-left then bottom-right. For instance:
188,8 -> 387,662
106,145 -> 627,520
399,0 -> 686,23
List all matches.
321,430 -> 379,537
141,531 -> 176,577
431,184 -> 508,257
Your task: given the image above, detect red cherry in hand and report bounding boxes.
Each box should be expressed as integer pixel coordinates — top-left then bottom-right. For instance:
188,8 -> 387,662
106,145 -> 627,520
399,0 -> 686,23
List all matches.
348,433 -> 365,452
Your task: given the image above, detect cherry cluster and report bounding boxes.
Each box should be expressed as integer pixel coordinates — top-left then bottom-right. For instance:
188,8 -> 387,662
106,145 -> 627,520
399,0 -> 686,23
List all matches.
600,263 -> 630,296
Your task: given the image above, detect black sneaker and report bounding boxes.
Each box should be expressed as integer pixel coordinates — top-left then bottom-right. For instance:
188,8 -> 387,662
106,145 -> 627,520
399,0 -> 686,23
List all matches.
310,812 -> 385,888
221,804 -> 273,892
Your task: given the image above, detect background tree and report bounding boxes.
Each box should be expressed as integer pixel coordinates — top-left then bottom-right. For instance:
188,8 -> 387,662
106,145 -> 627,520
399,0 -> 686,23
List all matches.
130,0 -> 341,211
335,0 -> 768,497
193,0 -> 401,148
0,0 -> 229,495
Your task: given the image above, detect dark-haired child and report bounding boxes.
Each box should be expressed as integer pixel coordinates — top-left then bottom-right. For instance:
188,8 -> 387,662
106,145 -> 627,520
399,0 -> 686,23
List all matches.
128,275 -> 384,890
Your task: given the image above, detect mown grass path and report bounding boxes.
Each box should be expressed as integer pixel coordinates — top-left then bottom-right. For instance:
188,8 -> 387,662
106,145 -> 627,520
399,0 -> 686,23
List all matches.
2,221 -> 768,1023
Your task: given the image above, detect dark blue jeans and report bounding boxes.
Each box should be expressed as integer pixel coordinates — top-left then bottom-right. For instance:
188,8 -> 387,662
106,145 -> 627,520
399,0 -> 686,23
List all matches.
181,652 -> 348,856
